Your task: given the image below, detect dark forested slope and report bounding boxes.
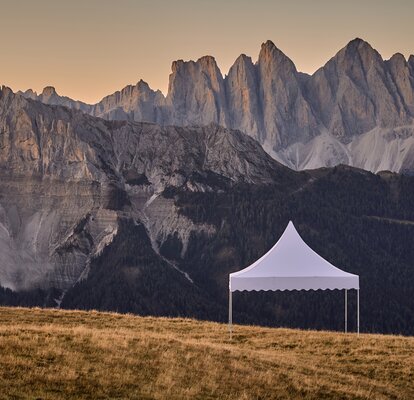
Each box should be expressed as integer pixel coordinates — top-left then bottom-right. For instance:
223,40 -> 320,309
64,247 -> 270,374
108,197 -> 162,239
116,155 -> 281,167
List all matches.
62,167 -> 414,335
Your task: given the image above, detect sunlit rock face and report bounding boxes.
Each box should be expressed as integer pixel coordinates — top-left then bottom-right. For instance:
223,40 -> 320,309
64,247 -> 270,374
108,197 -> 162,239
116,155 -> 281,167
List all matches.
90,80 -> 167,124
225,54 -> 262,141
166,56 -> 228,127
20,86 -> 92,114
0,87 -> 289,292
256,41 -> 320,148
306,39 -> 411,139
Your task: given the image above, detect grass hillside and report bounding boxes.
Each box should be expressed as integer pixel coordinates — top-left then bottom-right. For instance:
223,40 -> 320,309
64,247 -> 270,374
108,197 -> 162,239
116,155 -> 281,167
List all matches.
0,307 -> 413,399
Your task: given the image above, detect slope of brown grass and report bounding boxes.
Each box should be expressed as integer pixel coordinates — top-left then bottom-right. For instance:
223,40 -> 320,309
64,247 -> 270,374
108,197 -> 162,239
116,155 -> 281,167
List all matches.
0,307 -> 413,399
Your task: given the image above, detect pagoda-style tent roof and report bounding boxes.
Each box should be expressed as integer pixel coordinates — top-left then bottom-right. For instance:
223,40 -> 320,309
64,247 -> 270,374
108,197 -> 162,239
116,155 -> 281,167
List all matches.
230,221 -> 359,292
228,221 -> 360,335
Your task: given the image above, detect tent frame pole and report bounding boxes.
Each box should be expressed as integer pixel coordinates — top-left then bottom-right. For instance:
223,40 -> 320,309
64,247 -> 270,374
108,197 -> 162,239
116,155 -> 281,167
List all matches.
229,289 -> 232,339
357,289 -> 360,336
344,289 -> 348,333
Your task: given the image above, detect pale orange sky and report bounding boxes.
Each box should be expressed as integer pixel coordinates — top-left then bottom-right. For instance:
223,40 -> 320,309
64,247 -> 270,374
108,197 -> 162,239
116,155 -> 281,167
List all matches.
1,0 -> 413,104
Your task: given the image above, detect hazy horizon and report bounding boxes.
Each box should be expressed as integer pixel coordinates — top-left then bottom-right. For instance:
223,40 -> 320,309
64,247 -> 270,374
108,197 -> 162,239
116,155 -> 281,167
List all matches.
1,0 -> 413,103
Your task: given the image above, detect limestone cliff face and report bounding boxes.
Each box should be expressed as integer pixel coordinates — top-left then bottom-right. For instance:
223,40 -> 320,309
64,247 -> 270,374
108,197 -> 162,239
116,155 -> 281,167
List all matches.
0,87 -> 288,292
166,56 -> 228,127
409,55 -> 414,75
306,39 -> 413,139
19,86 -> 92,113
386,53 -> 414,117
21,39 -> 414,173
257,40 -> 319,148
91,80 -> 166,123
225,54 -> 262,141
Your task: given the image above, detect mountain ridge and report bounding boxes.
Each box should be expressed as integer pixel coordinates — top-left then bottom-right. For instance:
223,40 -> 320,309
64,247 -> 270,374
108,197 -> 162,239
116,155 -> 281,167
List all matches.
0,86 -> 293,293
16,38 -> 414,173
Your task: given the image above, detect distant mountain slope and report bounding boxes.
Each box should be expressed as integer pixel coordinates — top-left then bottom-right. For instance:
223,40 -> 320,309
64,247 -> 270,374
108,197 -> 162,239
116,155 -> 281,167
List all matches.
20,38 -> 414,173
0,86 -> 290,294
1,87 -> 414,334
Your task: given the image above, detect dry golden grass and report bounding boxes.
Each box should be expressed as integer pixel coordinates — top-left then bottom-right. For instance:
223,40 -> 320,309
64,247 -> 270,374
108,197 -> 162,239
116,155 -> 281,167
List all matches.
0,307 -> 413,399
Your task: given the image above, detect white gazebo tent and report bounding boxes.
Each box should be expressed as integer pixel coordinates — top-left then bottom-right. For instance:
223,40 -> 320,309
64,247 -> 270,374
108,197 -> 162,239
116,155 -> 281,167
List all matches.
229,221 -> 359,336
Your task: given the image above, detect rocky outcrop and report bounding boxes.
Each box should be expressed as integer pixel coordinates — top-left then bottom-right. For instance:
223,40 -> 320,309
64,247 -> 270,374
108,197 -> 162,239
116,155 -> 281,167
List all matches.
20,39 -> 414,173
225,54 -> 263,141
166,56 -> 228,127
386,53 -> 414,117
19,86 -> 92,113
305,39 -> 412,139
90,80 -> 166,123
257,41 -> 319,148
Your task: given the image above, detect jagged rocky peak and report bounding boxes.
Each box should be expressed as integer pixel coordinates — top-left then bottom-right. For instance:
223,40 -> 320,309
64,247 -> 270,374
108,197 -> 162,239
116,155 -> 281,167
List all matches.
106,79 -> 156,101
226,54 -> 257,95
228,54 -> 258,82
388,52 -> 406,66
387,53 -> 411,87
232,53 -> 254,68
344,37 -> 374,51
257,40 -> 319,148
18,84 -> 92,113
226,53 -> 262,139
172,55 -> 219,71
39,86 -> 62,104
307,37 -> 411,139
197,55 -> 218,67
171,59 -> 184,73
41,86 -> 57,97
169,55 -> 224,90
90,78 -> 166,123
333,38 -> 383,76
167,54 -> 227,127
137,78 -> 149,87
131,79 -> 159,95
409,55 -> 414,69
343,37 -> 379,56
0,86 -> 26,109
22,88 -> 37,99
257,40 -> 297,72
386,53 -> 414,117
259,39 -> 278,54
195,55 -> 226,95
1,85 -> 14,95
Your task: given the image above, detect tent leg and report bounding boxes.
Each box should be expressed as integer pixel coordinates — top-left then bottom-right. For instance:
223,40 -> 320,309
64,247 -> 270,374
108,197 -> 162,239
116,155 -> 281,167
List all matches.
229,289 -> 232,340
344,289 -> 347,333
357,289 -> 360,336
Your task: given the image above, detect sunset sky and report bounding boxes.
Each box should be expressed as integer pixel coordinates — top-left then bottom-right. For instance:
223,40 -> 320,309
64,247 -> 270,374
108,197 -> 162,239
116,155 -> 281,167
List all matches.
1,0 -> 413,103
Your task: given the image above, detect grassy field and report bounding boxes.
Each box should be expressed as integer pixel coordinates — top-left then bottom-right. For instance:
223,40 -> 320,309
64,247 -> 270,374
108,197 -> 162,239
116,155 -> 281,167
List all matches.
0,307 -> 413,399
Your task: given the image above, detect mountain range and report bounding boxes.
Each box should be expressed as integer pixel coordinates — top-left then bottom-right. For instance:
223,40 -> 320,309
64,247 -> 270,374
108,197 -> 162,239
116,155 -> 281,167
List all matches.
20,38 -> 414,173
1,85 -> 414,334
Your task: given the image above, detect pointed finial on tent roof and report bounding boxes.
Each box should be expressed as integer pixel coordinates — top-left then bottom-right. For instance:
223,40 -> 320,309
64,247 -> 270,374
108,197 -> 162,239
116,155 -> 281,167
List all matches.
287,220 -> 295,230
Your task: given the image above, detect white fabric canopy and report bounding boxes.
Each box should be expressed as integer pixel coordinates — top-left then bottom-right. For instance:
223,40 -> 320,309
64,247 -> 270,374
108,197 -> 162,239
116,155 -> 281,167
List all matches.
228,221 -> 360,336
230,221 -> 359,292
